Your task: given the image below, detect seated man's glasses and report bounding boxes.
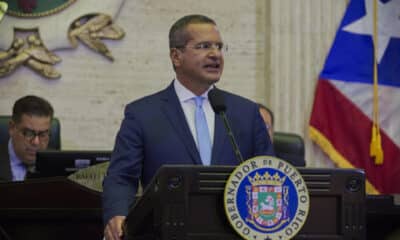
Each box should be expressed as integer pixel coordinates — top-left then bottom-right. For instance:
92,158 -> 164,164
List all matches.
18,128 -> 51,142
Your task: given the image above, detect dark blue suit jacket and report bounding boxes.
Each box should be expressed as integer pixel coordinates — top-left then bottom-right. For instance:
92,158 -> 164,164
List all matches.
0,144 -> 12,181
102,82 -> 274,224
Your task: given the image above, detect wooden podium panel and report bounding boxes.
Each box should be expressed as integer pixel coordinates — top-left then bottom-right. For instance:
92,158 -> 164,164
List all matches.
124,165 -> 366,240
0,178 -> 103,240
366,195 -> 400,239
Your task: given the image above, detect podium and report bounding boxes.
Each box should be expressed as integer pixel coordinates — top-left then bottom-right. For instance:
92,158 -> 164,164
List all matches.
366,194 -> 400,239
124,165 -> 366,240
0,177 -> 103,240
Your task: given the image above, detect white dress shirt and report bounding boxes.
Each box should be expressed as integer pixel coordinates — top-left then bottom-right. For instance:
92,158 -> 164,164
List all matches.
8,139 -> 27,181
173,79 -> 215,148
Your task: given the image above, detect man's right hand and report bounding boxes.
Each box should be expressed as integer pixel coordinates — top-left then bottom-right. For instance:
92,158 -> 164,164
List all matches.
104,215 -> 126,240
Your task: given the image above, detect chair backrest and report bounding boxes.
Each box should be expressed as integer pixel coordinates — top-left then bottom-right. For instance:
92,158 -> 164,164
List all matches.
0,116 -> 61,150
273,131 -> 305,167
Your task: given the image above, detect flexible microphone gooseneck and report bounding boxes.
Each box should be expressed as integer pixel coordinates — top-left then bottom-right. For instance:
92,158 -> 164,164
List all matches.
208,88 -> 244,163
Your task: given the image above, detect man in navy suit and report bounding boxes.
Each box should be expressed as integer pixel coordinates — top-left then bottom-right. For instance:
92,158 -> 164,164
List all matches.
0,95 -> 54,182
103,14 -> 274,240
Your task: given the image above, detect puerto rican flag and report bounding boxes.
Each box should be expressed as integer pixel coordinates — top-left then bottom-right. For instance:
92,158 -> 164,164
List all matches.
309,0 -> 400,194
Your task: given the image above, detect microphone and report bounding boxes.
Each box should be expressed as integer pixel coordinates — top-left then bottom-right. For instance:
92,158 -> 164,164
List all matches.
208,88 -> 244,163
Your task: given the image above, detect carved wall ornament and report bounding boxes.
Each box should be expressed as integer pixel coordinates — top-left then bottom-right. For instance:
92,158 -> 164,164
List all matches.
0,32 -> 62,79
0,0 -> 125,79
69,14 -> 125,61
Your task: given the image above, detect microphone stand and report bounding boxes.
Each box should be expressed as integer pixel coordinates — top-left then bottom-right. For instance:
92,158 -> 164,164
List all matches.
220,111 -> 244,163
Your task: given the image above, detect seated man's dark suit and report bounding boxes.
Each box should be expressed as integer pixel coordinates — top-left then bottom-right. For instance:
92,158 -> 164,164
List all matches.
0,144 -> 12,181
102,82 -> 274,224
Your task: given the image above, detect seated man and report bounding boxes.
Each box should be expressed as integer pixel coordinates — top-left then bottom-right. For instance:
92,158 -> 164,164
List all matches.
0,95 -> 54,181
258,103 -> 306,166
258,103 -> 274,142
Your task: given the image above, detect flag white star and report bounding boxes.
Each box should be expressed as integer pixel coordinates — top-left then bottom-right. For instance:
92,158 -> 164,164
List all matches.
342,0 -> 400,62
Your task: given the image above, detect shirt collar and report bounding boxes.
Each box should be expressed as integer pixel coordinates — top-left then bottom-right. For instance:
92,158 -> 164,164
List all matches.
8,139 -> 24,168
173,78 -> 214,103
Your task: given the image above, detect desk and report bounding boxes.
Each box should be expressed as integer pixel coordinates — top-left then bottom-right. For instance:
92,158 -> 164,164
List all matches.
1,175 -> 399,239
0,178 -> 102,240
367,194 -> 400,239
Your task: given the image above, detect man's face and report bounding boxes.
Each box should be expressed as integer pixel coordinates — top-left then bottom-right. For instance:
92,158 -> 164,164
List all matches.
171,23 -> 225,95
9,114 -> 51,166
259,108 -> 273,142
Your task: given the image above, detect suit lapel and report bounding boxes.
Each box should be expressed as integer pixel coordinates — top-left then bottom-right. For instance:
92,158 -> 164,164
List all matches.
159,83 -> 202,165
0,144 -> 12,181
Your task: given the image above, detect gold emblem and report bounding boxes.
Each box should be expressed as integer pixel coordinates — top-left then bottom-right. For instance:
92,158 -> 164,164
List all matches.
69,14 -> 125,61
0,0 -> 125,79
0,1 -> 7,21
0,33 -> 61,79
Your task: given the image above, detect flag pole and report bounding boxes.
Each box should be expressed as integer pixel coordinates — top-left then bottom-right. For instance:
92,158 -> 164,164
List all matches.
370,0 -> 384,165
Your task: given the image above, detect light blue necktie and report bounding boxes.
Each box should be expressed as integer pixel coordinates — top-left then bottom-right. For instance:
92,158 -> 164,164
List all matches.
194,96 -> 211,165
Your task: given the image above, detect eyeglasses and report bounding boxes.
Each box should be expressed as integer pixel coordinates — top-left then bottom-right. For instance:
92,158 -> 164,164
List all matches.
18,128 -> 51,142
177,41 -> 228,53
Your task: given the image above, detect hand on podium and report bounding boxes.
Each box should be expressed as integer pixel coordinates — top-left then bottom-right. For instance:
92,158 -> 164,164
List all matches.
104,216 -> 126,240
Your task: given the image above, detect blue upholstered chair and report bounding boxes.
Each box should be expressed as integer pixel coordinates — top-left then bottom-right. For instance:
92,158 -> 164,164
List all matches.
273,132 -> 306,167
